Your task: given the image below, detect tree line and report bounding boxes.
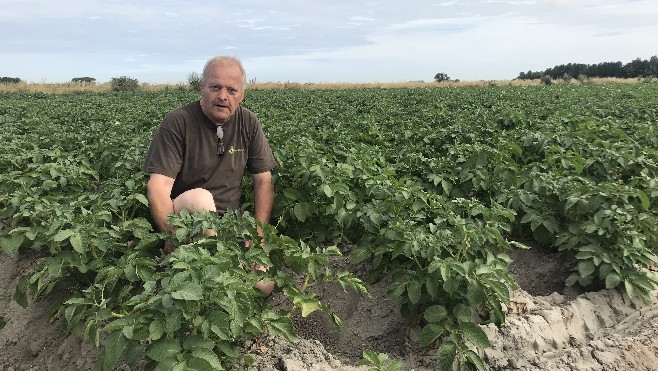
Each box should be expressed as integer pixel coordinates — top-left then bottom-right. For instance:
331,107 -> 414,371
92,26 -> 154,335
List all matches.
516,55 -> 658,80
0,76 -> 97,84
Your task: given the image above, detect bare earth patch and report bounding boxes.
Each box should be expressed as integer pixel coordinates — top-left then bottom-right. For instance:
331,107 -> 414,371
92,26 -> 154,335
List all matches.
1,247 -> 657,370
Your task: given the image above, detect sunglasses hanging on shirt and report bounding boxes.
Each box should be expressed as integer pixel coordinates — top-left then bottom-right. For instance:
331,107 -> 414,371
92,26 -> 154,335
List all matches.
216,125 -> 224,155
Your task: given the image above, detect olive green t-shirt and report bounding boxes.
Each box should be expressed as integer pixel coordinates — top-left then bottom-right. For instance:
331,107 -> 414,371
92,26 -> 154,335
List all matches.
142,101 -> 277,213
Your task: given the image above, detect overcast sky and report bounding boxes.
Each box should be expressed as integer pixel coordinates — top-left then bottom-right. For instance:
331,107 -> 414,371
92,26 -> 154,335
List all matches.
1,0 -> 656,83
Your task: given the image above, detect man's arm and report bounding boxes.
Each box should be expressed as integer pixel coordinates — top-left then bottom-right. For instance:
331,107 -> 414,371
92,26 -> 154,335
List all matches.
251,171 -> 274,223
250,170 -> 276,296
146,173 -> 176,232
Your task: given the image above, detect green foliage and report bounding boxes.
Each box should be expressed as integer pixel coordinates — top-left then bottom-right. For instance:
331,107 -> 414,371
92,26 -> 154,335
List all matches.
577,74 -> 592,84
516,55 -> 658,80
434,72 -> 451,83
110,76 -> 140,92
359,349 -> 402,371
187,72 -> 201,91
1,84 -> 658,369
0,76 -> 21,84
540,75 -> 553,85
72,77 -> 96,83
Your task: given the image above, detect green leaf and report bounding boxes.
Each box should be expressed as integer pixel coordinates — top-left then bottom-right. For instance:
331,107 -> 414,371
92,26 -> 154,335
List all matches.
161,294 -> 173,308
360,349 -> 380,366
300,300 -> 322,318
135,193 -> 149,207
146,339 -> 182,362
149,319 -> 164,341
53,229 -> 75,242
407,282 -> 422,305
95,330 -> 127,371
578,260 -> 596,278
70,232 -> 85,253
265,317 -> 296,340
122,325 -> 134,339
165,311 -> 182,334
425,279 -> 439,300
460,321 -> 490,349
635,190 -> 650,211
466,283 -> 486,307
282,188 -> 301,200
0,316 -> 6,330
124,344 -> 144,367
419,323 -> 445,347
348,247 -> 371,264
153,359 -> 180,371
183,335 -> 215,350
565,273 -> 578,287
170,282 -> 203,301
323,184 -> 334,197
293,202 -> 309,222
436,341 -> 457,371
191,348 -> 223,370
208,311 -> 231,340
0,233 -> 25,256
605,272 -> 622,289
13,275 -> 29,308
424,305 -> 448,323
464,349 -> 487,371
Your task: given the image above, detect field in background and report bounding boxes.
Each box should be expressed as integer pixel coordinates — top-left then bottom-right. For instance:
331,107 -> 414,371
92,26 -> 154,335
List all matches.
0,77 -> 649,94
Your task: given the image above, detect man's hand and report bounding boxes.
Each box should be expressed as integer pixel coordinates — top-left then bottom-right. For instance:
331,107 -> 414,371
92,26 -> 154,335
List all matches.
238,260 -> 274,297
253,264 -> 275,297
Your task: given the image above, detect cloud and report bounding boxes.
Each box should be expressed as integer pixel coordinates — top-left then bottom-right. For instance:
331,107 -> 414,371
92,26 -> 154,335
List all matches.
1,0 -> 656,83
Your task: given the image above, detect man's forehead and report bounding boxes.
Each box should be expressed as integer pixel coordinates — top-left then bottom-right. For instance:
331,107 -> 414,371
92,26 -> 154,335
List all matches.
208,62 -> 241,75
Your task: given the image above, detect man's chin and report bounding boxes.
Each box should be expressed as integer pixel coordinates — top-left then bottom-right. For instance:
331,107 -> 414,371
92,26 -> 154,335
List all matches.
212,112 -> 231,123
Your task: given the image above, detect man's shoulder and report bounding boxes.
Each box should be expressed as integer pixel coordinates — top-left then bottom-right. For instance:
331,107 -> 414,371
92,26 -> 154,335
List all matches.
237,105 -> 256,117
161,101 -> 203,128
236,106 -> 261,126
166,101 -> 201,120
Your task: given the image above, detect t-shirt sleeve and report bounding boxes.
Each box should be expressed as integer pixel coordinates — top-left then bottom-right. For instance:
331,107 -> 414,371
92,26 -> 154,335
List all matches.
246,115 -> 277,174
142,111 -> 185,178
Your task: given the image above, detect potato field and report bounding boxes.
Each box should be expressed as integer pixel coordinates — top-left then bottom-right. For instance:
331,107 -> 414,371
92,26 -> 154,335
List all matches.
1,83 -> 657,370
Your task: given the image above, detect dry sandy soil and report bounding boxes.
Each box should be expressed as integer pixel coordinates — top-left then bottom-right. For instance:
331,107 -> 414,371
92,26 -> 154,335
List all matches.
1,246 -> 657,371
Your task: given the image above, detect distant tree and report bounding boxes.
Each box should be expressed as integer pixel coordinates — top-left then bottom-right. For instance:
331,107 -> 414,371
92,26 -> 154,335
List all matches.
433,72 -> 451,83
649,56 -> 658,76
110,76 -> 140,92
577,74 -> 592,84
624,58 -> 652,78
187,72 -> 201,91
516,71 -> 542,80
71,77 -> 96,83
515,55 -> 658,80
0,77 -> 21,84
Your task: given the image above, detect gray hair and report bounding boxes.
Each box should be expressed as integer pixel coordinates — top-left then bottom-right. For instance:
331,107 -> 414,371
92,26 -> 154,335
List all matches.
201,56 -> 246,87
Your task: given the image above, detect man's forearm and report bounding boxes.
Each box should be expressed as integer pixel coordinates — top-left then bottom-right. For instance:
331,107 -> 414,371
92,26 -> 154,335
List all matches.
146,175 -> 176,232
149,190 -> 175,231
253,179 -> 274,223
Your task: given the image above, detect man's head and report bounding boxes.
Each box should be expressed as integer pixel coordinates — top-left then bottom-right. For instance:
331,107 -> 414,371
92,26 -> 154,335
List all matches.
200,56 -> 246,125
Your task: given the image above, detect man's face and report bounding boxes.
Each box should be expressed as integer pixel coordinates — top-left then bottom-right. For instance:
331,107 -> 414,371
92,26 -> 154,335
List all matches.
200,63 -> 245,125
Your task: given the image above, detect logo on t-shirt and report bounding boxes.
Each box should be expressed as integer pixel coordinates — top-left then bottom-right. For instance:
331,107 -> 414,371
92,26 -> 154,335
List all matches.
228,146 -> 245,155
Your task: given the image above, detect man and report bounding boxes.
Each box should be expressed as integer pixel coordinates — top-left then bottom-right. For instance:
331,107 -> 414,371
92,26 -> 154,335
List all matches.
142,56 -> 277,295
